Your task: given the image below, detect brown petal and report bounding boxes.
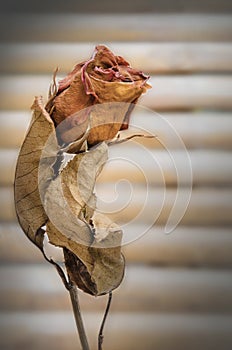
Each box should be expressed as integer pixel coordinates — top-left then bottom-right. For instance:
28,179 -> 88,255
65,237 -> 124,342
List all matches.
50,45 -> 151,146
84,77 -> 148,145
88,75 -> 146,103
52,69 -> 95,126
87,102 -> 131,145
92,45 -> 118,68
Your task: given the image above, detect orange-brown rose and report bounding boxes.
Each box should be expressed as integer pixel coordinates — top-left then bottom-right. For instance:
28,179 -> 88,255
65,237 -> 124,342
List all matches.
49,45 -> 151,145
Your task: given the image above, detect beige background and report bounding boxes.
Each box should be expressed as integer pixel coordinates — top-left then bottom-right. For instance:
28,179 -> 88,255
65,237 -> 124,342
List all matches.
0,1 -> 232,349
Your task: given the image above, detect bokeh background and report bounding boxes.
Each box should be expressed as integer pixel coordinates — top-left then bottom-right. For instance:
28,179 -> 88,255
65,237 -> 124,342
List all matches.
0,1 -> 232,349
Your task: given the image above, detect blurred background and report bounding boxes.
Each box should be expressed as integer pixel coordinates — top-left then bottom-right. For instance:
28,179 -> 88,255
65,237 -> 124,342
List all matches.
0,1 -> 232,349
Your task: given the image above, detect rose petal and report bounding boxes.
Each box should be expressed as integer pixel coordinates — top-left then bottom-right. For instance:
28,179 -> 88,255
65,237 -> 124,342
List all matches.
50,45 -> 151,145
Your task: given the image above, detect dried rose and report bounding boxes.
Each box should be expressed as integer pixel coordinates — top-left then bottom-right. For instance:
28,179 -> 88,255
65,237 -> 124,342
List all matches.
15,46 -> 151,297
48,45 -> 150,145
14,46 -> 152,350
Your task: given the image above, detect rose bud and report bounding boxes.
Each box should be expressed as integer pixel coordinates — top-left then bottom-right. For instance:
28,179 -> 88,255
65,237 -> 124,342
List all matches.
48,45 -> 151,146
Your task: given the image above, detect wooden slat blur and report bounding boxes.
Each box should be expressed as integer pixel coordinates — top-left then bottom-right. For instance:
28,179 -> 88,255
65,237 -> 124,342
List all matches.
1,186 -> 232,225
1,43 -> 232,74
1,8 -> 232,350
1,224 -> 232,267
1,311 -> 232,350
2,0 -> 232,14
1,111 -> 232,149
0,14 -> 232,42
1,264 -> 232,313
1,75 -> 232,110
1,148 -> 232,186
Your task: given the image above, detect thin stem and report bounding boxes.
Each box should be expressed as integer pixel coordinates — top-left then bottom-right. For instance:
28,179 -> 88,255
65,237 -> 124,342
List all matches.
68,280 -> 90,350
98,292 -> 113,350
51,249 -> 90,350
61,248 -> 90,350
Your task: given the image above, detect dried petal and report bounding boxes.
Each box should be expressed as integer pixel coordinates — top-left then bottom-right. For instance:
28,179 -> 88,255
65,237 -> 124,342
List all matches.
49,45 -> 151,145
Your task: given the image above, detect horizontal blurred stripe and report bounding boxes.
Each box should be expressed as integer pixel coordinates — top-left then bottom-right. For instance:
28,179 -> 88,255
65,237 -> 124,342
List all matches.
0,311 -> 232,350
1,186 -> 232,225
1,42 -> 232,74
1,75 -> 232,110
1,223 -> 232,266
0,14 -> 232,42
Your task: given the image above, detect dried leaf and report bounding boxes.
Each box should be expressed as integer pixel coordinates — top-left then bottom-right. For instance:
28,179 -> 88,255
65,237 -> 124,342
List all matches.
44,143 -> 108,247
14,97 -> 58,250
49,219 -> 124,296
44,143 -> 124,295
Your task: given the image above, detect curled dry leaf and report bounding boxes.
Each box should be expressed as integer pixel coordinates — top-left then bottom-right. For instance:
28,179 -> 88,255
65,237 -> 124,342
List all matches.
14,97 -> 57,250
14,44 -> 151,296
43,142 -> 124,295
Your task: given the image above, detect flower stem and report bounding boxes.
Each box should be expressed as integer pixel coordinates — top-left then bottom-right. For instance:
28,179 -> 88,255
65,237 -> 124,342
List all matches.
68,280 -> 90,350
52,251 -> 90,350
98,292 -> 112,350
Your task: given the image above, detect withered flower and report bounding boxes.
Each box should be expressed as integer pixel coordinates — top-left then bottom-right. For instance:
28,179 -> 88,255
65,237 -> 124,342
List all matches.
15,45 -> 151,296
14,45 -> 151,349
48,45 -> 150,145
